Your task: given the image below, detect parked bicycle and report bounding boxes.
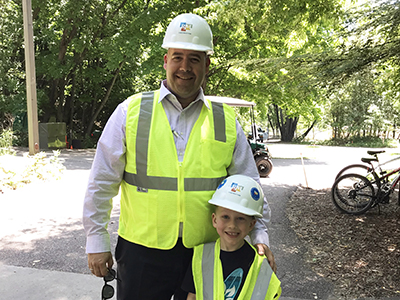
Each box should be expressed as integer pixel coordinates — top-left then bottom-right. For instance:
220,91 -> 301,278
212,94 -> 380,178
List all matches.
334,150 -> 392,180
331,151 -> 400,215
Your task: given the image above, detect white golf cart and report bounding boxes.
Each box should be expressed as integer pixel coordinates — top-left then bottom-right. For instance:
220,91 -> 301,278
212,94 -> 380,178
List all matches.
206,96 -> 273,177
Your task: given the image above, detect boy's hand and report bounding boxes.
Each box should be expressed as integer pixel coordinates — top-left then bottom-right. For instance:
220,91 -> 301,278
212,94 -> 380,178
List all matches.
255,243 -> 277,273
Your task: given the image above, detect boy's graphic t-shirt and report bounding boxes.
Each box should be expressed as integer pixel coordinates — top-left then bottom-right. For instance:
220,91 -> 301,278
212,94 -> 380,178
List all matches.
181,241 -> 255,300
220,242 -> 255,300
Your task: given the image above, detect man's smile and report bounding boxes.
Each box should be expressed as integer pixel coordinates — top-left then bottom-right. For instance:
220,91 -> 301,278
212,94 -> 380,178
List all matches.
176,73 -> 194,80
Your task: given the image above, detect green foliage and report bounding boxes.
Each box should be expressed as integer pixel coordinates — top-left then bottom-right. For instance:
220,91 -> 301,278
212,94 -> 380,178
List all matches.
276,0 -> 400,89
0,129 -> 16,155
0,150 -> 65,191
318,136 -> 398,148
244,0 -> 400,141
2,0 -> 399,145
326,73 -> 380,139
0,0 -> 26,121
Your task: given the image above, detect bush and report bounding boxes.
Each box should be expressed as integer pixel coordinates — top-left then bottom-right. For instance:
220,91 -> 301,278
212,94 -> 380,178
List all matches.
317,137 -> 398,148
0,150 -> 65,192
0,129 -> 16,155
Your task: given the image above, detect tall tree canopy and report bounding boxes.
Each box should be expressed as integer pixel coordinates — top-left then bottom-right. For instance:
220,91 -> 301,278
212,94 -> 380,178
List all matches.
247,0 -> 400,141
10,0 -> 398,144
310,0 -> 400,140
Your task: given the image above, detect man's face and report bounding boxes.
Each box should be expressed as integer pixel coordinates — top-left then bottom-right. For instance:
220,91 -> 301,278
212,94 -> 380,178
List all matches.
163,48 -> 210,107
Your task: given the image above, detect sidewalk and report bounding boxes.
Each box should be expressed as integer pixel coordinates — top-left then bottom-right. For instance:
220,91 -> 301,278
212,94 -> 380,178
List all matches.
0,264 -> 302,300
0,263 -> 112,300
1,262 -> 399,300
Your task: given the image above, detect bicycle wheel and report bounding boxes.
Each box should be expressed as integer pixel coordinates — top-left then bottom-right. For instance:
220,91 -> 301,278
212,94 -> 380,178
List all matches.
331,173 -> 375,215
335,164 -> 372,181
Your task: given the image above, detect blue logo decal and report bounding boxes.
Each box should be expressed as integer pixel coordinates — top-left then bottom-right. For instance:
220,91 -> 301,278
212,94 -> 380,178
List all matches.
218,179 -> 227,189
224,268 -> 243,300
251,187 -> 260,201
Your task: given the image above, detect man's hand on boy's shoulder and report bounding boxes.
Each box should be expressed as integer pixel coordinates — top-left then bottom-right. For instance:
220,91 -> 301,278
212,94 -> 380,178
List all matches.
255,244 -> 277,274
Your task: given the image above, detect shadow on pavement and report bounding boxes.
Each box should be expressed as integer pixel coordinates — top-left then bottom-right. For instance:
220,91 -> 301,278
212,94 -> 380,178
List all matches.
265,182 -> 335,300
13,147 -> 96,171
0,203 -> 120,274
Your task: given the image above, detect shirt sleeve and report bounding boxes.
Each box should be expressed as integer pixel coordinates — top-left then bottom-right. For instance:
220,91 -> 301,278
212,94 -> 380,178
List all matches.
82,101 -> 128,253
227,120 -> 271,247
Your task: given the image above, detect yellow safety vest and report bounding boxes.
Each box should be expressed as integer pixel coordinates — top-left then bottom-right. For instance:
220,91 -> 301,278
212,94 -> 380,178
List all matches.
118,91 -> 237,249
192,239 -> 282,300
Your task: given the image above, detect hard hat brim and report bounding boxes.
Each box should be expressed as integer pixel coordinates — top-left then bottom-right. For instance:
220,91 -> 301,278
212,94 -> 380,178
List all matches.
162,42 -> 214,55
208,198 -> 263,218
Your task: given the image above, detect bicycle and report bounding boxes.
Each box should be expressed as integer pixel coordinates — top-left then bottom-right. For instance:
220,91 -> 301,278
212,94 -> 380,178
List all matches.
334,150 -> 391,180
331,156 -> 400,215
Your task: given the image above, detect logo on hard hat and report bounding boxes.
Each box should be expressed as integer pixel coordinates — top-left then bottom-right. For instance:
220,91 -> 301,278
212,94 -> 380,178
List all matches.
251,188 -> 261,201
230,182 -> 244,194
180,22 -> 193,32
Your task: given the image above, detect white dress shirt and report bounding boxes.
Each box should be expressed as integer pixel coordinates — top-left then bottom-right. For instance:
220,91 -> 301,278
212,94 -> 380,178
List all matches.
83,81 -> 271,253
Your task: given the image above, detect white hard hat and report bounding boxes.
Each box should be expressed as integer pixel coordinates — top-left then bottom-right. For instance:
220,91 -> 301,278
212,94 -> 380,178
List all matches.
209,175 -> 264,218
162,13 -> 214,55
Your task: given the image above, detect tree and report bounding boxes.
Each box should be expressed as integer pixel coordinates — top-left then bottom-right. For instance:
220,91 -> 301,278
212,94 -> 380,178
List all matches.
1,0 -> 344,145
32,0 -> 184,139
311,0 -> 400,140
326,72 -> 380,139
237,0 -> 400,142
204,0 -> 343,141
317,0 -> 400,85
0,0 -> 26,129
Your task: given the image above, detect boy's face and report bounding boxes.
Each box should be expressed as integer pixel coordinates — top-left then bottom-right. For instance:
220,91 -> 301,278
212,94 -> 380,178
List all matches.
212,206 -> 256,252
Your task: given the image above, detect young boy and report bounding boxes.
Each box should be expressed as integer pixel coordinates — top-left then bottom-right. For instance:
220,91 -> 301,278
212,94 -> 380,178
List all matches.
182,174 -> 281,300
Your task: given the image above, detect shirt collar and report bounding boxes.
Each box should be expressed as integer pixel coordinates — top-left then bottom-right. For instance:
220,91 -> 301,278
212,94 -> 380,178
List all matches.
158,80 -> 211,110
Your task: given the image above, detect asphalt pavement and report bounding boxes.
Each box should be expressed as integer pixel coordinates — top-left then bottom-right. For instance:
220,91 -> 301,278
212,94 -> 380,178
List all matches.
1,144 -> 399,300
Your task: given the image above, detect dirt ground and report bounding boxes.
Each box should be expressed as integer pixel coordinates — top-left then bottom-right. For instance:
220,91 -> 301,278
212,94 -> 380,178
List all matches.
287,187 -> 400,299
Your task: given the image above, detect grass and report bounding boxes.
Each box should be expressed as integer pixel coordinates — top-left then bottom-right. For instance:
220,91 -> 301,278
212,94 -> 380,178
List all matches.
314,137 -> 398,148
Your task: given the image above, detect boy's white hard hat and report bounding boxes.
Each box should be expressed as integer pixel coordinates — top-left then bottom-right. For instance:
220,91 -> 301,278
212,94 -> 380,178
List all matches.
209,175 -> 264,218
162,13 -> 214,55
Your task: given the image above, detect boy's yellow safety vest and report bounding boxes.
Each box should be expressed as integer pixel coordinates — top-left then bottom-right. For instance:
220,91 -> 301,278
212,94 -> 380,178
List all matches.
192,239 -> 282,300
118,91 -> 237,249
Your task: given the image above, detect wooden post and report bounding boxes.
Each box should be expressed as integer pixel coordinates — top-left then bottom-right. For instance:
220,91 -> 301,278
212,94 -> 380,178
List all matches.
22,0 -> 39,155
300,152 -> 309,188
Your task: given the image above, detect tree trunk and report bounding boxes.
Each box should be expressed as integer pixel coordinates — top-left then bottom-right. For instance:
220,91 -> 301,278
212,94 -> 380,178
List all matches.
274,104 -> 298,142
298,120 -> 317,141
280,117 -> 298,142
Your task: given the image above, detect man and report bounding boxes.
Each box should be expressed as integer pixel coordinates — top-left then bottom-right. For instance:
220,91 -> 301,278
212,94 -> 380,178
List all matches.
83,13 -> 275,300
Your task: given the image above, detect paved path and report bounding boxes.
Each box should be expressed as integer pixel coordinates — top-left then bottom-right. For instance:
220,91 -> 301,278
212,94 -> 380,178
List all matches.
0,144 -> 398,299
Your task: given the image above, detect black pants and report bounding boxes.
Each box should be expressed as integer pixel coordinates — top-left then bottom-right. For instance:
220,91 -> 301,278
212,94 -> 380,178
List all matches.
115,236 -> 193,300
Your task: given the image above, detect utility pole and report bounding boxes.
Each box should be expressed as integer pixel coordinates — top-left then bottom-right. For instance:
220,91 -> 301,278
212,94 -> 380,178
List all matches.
22,0 -> 39,155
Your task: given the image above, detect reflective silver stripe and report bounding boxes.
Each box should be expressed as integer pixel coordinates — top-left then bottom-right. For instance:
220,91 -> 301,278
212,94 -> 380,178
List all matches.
123,172 -> 178,191
123,91 -> 178,190
211,102 -> 226,142
250,258 -> 273,300
202,243 -> 215,299
123,94 -> 227,191
184,176 -> 226,192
